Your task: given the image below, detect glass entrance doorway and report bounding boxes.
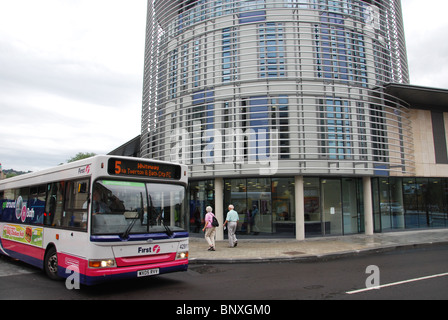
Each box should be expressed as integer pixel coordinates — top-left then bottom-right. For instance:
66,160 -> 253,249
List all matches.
321,179 -> 343,235
304,177 -> 364,237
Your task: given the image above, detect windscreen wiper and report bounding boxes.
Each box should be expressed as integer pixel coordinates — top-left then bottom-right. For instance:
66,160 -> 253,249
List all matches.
121,215 -> 138,239
147,193 -> 154,234
162,218 -> 174,237
148,194 -> 173,237
122,192 -> 143,239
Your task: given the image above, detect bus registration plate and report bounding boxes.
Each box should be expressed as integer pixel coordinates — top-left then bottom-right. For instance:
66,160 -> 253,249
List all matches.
137,268 -> 160,277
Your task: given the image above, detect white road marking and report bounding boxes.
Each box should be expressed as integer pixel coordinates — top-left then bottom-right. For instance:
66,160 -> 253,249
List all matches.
347,272 -> 448,295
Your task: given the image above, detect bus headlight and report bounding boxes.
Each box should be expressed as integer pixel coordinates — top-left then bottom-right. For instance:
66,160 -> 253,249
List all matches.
88,259 -> 116,268
176,252 -> 188,260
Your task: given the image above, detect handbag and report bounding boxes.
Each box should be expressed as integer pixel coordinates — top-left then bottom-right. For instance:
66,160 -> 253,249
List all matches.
211,215 -> 219,227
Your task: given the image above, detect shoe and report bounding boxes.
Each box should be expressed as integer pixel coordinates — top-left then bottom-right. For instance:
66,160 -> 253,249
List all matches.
208,247 -> 213,251
234,242 -> 238,247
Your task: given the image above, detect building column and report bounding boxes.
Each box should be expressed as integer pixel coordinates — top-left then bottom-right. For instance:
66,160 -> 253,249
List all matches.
295,176 -> 305,241
363,176 -> 374,236
215,177 -> 224,241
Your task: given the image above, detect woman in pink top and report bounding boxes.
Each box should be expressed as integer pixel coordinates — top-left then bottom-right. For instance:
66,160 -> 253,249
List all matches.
202,206 -> 216,251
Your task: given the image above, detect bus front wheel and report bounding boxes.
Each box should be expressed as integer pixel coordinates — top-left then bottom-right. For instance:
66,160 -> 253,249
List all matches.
44,247 -> 61,281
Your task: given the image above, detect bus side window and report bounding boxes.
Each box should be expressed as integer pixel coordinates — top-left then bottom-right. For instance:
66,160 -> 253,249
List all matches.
45,182 -> 65,226
64,179 -> 89,231
29,185 -> 46,225
0,189 -> 15,222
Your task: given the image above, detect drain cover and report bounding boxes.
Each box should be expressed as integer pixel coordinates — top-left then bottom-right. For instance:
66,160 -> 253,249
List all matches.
304,285 -> 324,290
282,251 -> 305,255
189,265 -> 224,274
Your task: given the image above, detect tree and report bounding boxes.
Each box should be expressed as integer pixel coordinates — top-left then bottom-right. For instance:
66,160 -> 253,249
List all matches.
67,152 -> 97,163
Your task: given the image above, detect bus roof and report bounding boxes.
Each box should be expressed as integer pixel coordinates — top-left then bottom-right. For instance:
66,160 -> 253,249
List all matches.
0,155 -> 187,190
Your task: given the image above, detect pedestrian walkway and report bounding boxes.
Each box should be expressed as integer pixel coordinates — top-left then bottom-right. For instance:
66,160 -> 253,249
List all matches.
188,229 -> 448,264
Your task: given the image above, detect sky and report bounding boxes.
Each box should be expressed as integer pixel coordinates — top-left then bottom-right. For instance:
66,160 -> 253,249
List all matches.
0,0 -> 447,172
0,1 -> 147,172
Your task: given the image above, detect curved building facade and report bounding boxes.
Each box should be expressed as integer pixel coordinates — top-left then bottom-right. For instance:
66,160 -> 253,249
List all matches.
141,0 -> 417,238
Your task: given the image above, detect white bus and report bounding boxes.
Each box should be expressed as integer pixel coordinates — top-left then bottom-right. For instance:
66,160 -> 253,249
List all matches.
0,155 -> 189,285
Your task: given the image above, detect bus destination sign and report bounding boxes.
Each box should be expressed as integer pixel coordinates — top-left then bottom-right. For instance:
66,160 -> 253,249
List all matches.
108,158 -> 181,180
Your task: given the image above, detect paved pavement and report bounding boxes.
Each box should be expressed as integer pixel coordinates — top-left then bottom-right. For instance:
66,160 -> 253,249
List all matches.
188,229 -> 448,264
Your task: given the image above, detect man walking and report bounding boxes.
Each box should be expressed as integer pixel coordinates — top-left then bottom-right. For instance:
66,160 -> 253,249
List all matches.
223,204 -> 239,248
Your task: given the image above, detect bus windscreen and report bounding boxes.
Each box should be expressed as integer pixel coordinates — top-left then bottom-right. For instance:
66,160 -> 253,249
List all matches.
91,180 -> 185,236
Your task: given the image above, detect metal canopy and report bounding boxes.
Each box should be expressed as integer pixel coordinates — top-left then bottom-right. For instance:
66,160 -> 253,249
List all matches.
383,83 -> 448,110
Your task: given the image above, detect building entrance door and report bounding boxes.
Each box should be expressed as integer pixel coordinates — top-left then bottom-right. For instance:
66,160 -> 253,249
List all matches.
321,179 -> 343,236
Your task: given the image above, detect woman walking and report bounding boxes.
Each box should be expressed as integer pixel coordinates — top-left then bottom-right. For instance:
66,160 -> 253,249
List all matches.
202,206 -> 216,251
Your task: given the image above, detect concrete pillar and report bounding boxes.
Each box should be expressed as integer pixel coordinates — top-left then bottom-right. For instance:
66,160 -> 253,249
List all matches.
363,176 -> 374,235
295,176 -> 305,241
215,177 -> 224,240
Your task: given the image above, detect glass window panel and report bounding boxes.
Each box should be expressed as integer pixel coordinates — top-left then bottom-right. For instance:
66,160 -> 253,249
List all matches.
304,178 -> 321,237
272,178 -> 295,235
247,178 -> 271,234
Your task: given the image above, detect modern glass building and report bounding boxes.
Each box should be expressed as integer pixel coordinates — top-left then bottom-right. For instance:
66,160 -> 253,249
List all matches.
139,0 -> 448,239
